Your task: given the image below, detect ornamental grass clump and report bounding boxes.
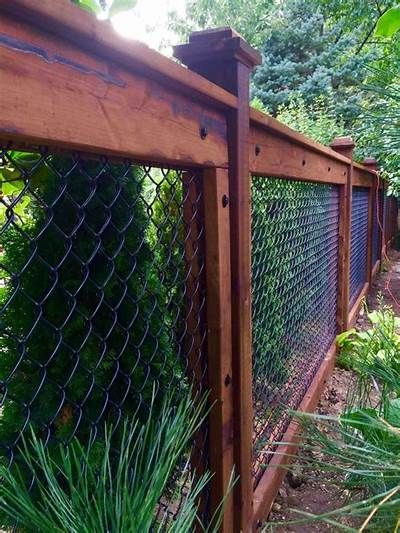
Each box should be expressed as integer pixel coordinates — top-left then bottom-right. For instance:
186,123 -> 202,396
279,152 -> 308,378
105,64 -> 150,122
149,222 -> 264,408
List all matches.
0,391 -> 228,532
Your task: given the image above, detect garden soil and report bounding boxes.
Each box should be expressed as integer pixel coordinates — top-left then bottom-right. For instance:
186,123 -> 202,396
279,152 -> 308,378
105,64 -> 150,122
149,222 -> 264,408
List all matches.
266,246 -> 400,531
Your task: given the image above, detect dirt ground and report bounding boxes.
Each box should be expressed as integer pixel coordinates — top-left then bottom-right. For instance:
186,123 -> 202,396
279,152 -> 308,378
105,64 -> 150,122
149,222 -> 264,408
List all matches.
266,246 -> 400,531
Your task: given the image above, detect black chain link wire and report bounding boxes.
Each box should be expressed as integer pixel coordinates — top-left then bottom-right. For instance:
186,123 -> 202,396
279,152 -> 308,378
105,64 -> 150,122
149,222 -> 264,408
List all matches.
349,187 -> 369,305
251,177 -> 339,486
0,144 -> 209,525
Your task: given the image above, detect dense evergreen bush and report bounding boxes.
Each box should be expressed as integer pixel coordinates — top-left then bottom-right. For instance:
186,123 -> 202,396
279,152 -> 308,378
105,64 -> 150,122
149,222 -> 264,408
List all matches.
0,152 -> 178,454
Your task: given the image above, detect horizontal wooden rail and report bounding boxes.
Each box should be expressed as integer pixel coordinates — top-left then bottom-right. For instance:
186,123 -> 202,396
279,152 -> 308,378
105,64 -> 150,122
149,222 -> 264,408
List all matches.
0,0 -> 238,113
249,123 -> 348,184
0,10 -> 230,168
353,166 -> 377,187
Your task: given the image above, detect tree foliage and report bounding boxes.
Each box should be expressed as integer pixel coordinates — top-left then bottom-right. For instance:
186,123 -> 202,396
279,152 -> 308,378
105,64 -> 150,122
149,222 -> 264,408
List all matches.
168,0 -> 273,47
251,0 -> 373,121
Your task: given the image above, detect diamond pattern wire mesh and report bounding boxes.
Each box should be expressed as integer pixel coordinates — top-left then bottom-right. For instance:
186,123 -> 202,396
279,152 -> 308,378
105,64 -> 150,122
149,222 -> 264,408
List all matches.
0,144 -> 209,524
349,187 -> 369,305
251,177 -> 339,486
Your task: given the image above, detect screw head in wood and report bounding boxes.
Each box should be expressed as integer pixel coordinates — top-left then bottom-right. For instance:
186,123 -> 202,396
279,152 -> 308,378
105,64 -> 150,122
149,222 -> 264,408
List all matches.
199,126 -> 208,139
222,194 -> 229,207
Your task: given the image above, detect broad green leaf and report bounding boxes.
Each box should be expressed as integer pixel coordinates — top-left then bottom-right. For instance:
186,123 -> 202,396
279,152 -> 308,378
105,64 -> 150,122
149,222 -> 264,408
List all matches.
1,180 -> 22,196
387,398 -> 400,427
367,310 -> 381,324
72,0 -> 101,14
375,7 -> 400,37
336,329 -> 356,346
109,0 -> 137,17
9,151 -> 41,169
13,196 -> 31,219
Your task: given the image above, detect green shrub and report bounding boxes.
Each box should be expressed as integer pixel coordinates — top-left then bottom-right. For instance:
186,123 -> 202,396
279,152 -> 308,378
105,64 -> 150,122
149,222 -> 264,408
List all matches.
0,151 -> 180,457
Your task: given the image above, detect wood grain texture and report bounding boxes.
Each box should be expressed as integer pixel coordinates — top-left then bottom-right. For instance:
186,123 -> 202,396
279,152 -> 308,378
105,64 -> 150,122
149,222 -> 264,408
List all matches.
174,30 -> 259,533
0,13 -> 229,167
330,140 -> 354,332
203,168 -> 234,533
227,63 -> 255,533
0,0 -> 238,112
353,167 -> 375,187
250,109 -> 350,165
249,126 -> 348,184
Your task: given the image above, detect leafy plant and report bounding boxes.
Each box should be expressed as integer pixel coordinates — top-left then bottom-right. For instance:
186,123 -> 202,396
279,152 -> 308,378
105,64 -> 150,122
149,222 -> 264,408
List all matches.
337,305 -> 400,374
376,6 -> 400,38
270,306 -> 400,531
275,96 -> 345,145
0,391 -> 231,532
71,0 -> 137,18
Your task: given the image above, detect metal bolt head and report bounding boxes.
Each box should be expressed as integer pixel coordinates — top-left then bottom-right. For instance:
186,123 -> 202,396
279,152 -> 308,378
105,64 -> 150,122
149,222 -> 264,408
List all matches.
222,194 -> 229,208
199,126 -> 208,139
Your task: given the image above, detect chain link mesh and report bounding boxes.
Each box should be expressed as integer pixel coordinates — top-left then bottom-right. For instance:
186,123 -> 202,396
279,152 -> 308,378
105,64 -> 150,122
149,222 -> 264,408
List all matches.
251,177 -> 339,486
349,187 -> 369,305
0,144 -> 209,524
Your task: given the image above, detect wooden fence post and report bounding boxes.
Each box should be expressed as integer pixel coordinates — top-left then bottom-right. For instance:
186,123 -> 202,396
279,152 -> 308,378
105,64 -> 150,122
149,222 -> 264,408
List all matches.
362,158 -> 378,284
174,30 -> 261,532
330,136 -> 355,332
203,168 -> 235,532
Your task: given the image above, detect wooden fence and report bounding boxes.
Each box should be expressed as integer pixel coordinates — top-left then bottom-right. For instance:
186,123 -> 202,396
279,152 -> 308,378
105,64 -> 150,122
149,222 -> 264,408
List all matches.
0,1 -> 398,531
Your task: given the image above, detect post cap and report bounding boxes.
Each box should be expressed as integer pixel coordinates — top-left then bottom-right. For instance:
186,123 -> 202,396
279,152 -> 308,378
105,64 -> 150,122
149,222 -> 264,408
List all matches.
329,136 -> 355,159
173,27 -> 261,70
362,157 -> 378,170
329,136 -> 355,150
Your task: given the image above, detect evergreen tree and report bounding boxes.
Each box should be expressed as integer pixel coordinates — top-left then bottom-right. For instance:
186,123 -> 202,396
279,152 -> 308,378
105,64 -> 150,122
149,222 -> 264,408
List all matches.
251,0 -> 372,122
0,152 -> 178,455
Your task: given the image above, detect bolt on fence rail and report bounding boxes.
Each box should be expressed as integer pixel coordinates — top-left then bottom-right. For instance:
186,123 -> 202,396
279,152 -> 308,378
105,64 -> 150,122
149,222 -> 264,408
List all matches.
0,2 -> 399,531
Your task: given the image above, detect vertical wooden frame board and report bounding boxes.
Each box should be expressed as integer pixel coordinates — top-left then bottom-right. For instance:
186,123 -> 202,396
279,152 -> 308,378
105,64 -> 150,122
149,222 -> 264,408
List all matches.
203,168 -> 234,532
368,181 -> 376,285
336,181 -> 350,333
227,65 -> 254,532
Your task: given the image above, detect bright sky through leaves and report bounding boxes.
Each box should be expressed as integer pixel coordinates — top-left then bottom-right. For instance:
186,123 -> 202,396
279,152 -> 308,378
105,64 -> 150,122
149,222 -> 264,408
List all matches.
111,0 -> 186,53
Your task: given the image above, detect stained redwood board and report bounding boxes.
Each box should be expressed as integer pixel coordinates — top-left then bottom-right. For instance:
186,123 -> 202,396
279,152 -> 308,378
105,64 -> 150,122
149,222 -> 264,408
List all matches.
353,167 -> 375,187
249,126 -> 348,184
0,0 -> 238,112
250,109 -> 350,164
203,168 -> 234,533
0,13 -> 229,168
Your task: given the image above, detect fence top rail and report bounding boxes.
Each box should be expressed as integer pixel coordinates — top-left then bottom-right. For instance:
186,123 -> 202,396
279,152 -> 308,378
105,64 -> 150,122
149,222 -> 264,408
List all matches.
0,0 -> 238,113
250,109 -> 351,165
1,0 -> 380,181
353,161 -> 378,176
250,110 -> 379,181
